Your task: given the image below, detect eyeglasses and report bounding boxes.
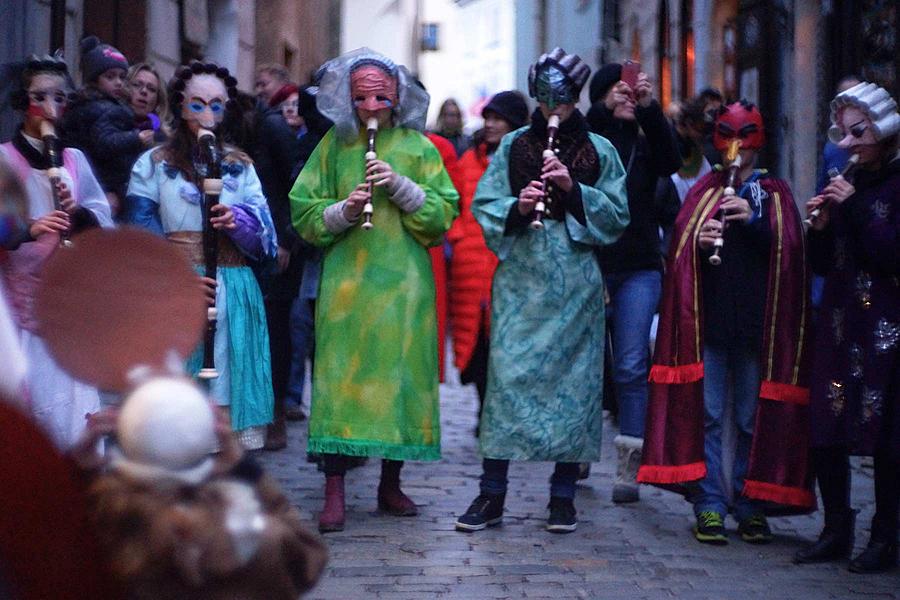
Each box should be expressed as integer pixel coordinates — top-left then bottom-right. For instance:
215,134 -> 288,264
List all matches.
27,91 -> 68,105
130,81 -> 158,94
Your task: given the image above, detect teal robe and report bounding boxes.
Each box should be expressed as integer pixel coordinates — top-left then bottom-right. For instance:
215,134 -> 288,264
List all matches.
472,128 -> 629,462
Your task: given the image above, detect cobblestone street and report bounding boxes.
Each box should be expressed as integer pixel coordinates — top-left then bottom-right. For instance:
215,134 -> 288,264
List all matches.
259,370 -> 900,600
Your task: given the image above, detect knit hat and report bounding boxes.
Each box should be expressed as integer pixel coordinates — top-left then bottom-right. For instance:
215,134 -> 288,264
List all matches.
589,63 -> 622,105
482,91 -> 529,129
269,83 -> 299,108
80,36 -> 128,83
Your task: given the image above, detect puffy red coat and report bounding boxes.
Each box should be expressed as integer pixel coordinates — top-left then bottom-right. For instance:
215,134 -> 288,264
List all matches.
424,133 -> 462,382
446,143 -> 498,372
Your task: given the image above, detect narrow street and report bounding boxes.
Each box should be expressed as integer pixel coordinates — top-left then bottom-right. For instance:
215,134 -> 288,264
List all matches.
259,370 -> 900,600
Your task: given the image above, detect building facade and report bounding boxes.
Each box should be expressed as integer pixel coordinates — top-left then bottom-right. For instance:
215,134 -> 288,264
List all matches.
604,0 -> 898,206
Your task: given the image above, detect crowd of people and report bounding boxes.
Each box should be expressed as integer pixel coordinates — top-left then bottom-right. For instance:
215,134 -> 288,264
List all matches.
0,33 -> 898,597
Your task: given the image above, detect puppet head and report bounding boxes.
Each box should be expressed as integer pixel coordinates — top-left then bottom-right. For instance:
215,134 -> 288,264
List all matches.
713,101 -> 766,152
528,47 -> 590,110
169,62 -> 238,135
111,376 -> 217,485
828,82 -> 900,159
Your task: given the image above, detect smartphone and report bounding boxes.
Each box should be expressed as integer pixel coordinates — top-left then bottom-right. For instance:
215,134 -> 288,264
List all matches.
621,60 -> 641,90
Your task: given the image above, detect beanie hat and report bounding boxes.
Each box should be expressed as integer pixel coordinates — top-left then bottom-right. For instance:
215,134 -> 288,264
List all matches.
80,36 -> 129,83
269,83 -> 300,108
589,63 -> 622,105
482,91 -> 529,130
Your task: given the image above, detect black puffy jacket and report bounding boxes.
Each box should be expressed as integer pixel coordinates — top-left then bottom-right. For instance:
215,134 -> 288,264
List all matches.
61,88 -> 144,199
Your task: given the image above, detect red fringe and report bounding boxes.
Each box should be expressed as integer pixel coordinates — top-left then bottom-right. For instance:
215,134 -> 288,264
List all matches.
744,479 -> 815,508
637,461 -> 706,484
759,381 -> 810,405
648,362 -> 704,384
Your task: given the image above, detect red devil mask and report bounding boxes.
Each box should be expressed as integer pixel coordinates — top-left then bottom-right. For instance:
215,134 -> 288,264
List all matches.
713,102 -> 765,152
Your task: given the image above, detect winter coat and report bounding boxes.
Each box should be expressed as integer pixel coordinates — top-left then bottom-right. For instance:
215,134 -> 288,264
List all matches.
253,105 -> 301,251
425,132 -> 462,382
586,100 -> 681,273
447,142 -> 498,372
61,88 -> 144,200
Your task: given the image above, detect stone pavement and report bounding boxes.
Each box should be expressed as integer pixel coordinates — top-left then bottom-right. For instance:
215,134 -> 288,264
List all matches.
258,371 -> 900,600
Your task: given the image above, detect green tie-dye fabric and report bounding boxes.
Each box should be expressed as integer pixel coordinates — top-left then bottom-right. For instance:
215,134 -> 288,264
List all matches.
472,128 -> 629,462
290,126 -> 459,460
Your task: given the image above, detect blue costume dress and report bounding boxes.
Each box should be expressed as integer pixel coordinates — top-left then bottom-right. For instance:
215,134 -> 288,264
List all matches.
472,115 -> 629,462
126,148 -> 277,449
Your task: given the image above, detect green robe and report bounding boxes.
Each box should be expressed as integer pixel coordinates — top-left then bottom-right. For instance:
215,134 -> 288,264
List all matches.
290,126 -> 459,460
472,128 -> 628,462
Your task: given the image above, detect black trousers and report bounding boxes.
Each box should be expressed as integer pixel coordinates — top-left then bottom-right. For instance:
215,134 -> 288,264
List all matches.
813,446 -> 900,534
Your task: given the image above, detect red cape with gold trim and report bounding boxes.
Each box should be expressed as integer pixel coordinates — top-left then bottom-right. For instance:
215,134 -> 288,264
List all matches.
637,169 -> 816,512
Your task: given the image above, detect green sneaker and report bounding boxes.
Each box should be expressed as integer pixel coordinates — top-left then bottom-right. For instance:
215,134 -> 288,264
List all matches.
738,514 -> 773,544
694,510 -> 728,544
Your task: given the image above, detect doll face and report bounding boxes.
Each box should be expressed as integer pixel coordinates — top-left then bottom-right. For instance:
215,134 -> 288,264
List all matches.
832,106 -> 883,165
24,73 -> 69,126
182,74 -> 227,134
351,65 -> 397,128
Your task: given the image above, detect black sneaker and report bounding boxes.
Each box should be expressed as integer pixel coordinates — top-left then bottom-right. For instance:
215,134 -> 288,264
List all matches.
738,514 -> 774,544
455,493 -> 505,532
546,497 -> 577,533
694,510 -> 728,544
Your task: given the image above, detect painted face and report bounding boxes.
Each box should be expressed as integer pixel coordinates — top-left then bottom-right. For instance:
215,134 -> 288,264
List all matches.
25,73 -> 68,124
182,74 -> 227,133
713,103 -> 765,152
831,106 -> 882,165
350,65 -> 397,112
534,65 -> 576,110
129,69 -> 160,118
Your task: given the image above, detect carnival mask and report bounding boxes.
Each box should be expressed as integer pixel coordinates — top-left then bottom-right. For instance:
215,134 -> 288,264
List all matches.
830,106 -> 879,149
181,74 -> 227,132
350,64 -> 397,112
713,102 -> 765,152
25,73 -> 68,123
533,65 -> 576,109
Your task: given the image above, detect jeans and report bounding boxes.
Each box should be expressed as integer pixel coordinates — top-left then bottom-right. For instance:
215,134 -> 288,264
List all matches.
605,270 -> 662,438
286,297 -> 315,405
694,343 -> 761,521
480,458 -> 580,499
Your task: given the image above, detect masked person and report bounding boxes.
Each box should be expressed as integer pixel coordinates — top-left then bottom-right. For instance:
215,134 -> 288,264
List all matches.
0,55 -> 113,448
290,48 -> 458,533
125,61 -> 278,450
795,82 -> 900,574
639,101 -> 813,545
454,48 -> 629,534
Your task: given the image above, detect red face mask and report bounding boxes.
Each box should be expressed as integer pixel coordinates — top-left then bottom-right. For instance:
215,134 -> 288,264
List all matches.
350,65 -> 397,112
713,102 -> 765,152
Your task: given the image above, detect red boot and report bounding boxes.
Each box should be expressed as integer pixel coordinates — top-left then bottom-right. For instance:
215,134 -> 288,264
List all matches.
377,460 -> 418,516
318,475 -> 345,532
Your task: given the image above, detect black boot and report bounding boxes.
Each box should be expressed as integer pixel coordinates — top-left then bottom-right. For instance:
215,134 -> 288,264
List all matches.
849,519 -> 898,574
455,493 -> 505,532
794,510 -> 857,564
